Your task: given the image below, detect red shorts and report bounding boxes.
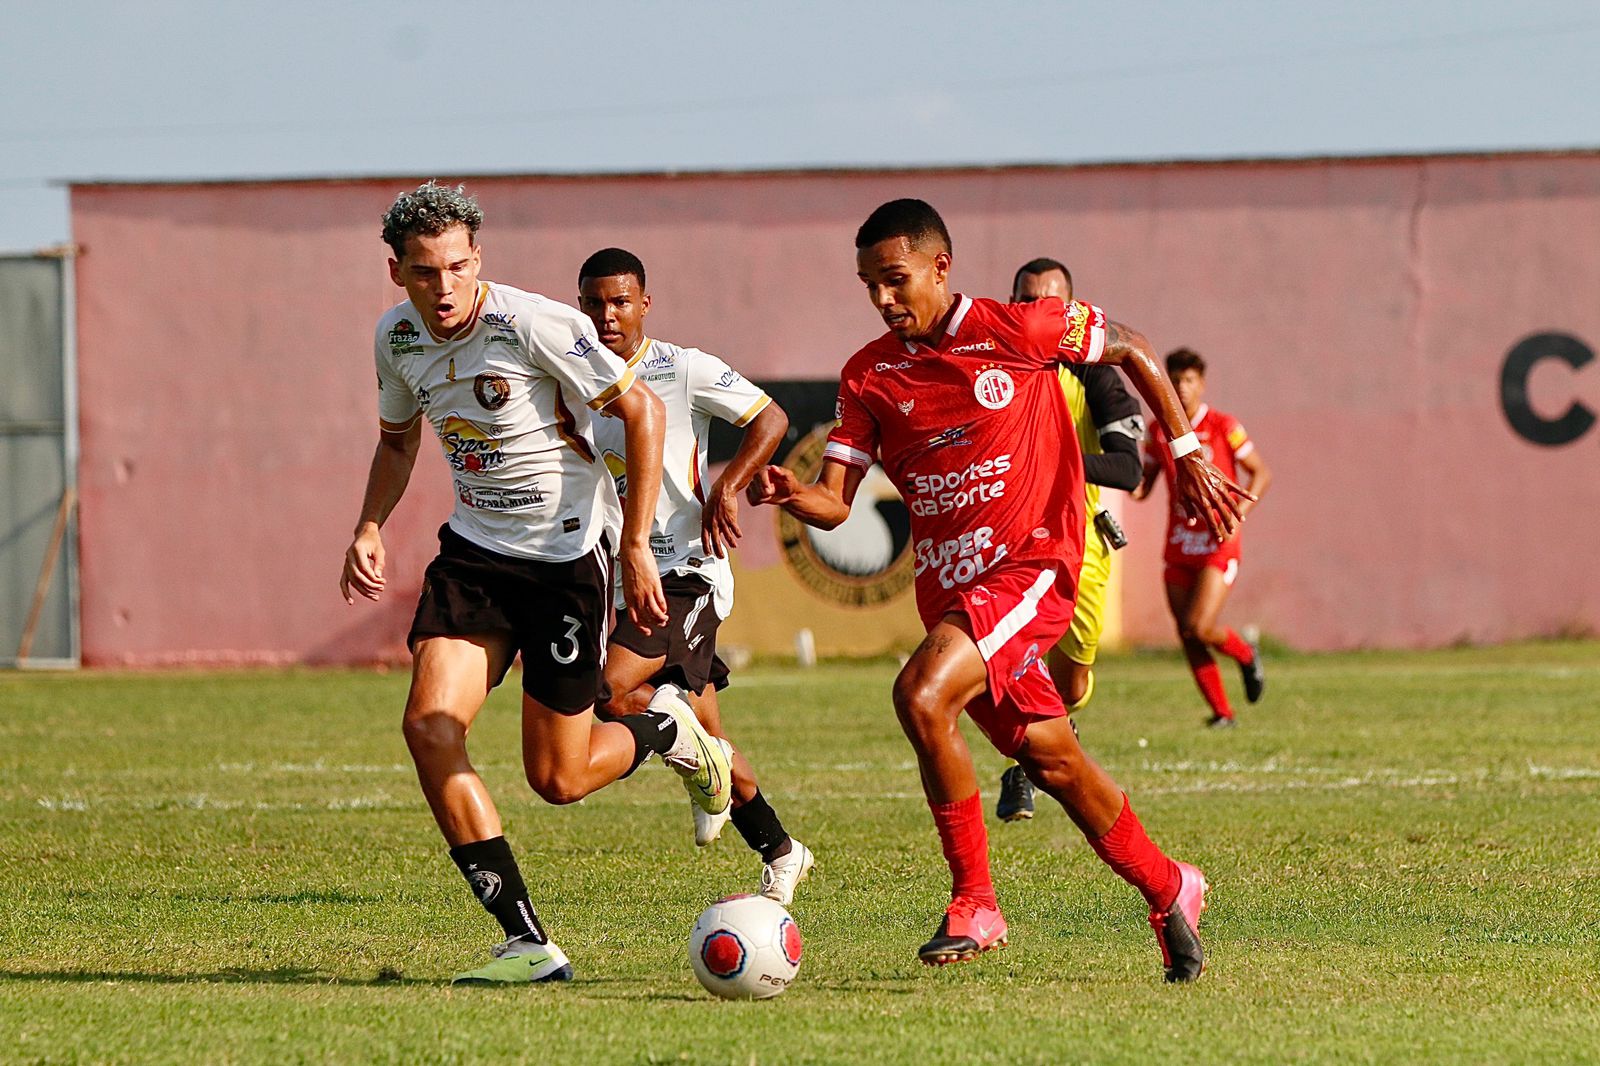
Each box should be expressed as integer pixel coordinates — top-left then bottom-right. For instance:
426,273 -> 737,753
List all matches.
951,564 -> 1078,757
1163,548 -> 1241,589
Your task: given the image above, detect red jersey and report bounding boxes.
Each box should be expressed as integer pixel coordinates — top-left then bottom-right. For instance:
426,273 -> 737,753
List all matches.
825,294 -> 1108,626
1145,404 -> 1253,565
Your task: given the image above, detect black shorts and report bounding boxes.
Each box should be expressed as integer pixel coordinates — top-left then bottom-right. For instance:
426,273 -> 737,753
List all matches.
610,571 -> 727,694
409,524 -> 610,714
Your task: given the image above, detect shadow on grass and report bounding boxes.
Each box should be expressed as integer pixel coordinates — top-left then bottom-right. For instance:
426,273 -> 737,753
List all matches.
0,968 -> 432,987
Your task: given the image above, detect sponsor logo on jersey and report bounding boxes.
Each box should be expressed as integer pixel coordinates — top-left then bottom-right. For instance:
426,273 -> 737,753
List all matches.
1059,300 -> 1090,353
640,347 -> 674,371
834,396 -> 844,422
455,482 -> 547,511
906,455 -> 1010,517
650,532 -> 676,558
949,339 -> 996,356
388,319 -> 419,347
874,360 -> 914,372
566,335 -> 598,360
563,517 -> 581,533
416,385 -> 432,409
482,311 -> 517,331
716,369 -> 741,388
440,414 -> 506,475
973,366 -> 1015,411
473,372 -> 511,411
485,333 -> 514,344
602,449 -> 628,505
926,424 -> 971,450
914,526 -> 1011,590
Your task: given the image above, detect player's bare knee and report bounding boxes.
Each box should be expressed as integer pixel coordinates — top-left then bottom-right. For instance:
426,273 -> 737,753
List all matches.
401,711 -> 465,760
525,766 -> 587,806
892,674 -> 956,743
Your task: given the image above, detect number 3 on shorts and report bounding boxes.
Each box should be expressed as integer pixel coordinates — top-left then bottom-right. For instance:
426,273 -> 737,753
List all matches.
550,615 -> 582,665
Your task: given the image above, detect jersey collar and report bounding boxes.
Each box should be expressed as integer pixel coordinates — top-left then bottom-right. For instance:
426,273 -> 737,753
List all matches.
902,293 -> 973,354
1191,403 -> 1210,428
626,337 -> 654,368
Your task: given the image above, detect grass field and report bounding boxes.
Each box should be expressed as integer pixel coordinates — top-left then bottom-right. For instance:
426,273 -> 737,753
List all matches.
2,643 -> 1599,1064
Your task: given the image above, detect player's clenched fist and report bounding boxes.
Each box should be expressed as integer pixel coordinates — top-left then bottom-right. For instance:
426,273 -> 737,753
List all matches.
746,465 -> 802,507
341,523 -> 387,603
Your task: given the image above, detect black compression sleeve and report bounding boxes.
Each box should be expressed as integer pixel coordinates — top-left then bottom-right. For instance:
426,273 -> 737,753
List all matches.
1082,434 -> 1143,491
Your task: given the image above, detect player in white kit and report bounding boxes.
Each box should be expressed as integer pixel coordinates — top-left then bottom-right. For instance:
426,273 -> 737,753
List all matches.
578,248 -> 814,906
340,184 -> 733,984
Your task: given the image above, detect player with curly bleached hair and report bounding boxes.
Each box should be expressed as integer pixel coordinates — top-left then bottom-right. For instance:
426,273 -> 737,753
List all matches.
380,181 -> 484,258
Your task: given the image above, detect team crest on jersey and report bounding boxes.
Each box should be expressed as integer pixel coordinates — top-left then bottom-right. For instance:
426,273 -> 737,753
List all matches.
439,414 -> 505,474
973,365 -> 1015,411
474,372 -> 511,411
388,319 -> 419,348
1058,301 -> 1090,353
898,399 -> 915,415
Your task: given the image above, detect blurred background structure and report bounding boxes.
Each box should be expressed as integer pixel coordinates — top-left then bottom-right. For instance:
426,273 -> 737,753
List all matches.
3,1 -> 1598,666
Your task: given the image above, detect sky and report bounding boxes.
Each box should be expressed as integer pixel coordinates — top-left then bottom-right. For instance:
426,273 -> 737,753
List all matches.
3,0 -> 1599,251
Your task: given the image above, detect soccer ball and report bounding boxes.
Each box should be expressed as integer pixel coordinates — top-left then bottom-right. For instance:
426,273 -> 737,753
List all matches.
688,894 -> 803,1000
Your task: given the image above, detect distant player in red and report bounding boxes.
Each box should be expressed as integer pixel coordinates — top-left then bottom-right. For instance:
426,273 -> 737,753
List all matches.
749,200 -> 1252,981
1135,348 -> 1273,727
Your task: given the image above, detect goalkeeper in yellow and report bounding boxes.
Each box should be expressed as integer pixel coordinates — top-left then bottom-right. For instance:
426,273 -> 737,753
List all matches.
997,259 -> 1146,822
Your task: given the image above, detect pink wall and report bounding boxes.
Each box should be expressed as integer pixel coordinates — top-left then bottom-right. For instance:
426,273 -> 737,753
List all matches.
70,154 -> 1600,665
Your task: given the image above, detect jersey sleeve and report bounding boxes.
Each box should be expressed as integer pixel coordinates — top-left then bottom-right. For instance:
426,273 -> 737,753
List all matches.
1222,415 -> 1254,460
822,364 -> 878,471
520,303 -> 636,410
1015,297 -> 1108,366
1082,364 -> 1145,442
374,322 -> 422,425
686,349 -> 771,427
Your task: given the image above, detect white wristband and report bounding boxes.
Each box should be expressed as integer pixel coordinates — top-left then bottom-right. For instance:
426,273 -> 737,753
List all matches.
1169,431 -> 1201,460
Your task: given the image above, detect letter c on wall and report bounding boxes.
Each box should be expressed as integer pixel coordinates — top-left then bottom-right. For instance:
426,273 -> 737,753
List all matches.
1500,332 -> 1596,446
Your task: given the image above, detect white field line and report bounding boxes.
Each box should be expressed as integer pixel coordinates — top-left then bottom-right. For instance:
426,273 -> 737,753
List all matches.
21,759 -> 1598,812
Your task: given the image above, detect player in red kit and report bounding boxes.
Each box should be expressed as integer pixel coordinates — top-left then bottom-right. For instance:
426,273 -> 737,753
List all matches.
1135,348 -> 1273,727
748,200 -> 1252,982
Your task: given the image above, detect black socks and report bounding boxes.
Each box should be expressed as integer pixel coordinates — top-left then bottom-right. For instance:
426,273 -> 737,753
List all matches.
615,710 -> 680,776
731,790 -> 791,863
448,835 -> 547,943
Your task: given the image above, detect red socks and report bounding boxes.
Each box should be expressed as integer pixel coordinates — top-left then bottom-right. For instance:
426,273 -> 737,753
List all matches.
928,792 -> 997,907
1089,794 -> 1181,911
1188,657 -> 1234,720
1218,628 -> 1254,664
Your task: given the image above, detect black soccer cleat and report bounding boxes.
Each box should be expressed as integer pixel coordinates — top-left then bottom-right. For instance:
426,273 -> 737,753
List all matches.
1240,638 -> 1265,704
1149,862 -> 1209,983
996,764 -> 1035,822
1205,714 -> 1237,730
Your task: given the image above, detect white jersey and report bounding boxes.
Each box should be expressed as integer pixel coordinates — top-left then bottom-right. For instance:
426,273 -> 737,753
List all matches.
591,337 -> 770,618
373,281 -> 635,562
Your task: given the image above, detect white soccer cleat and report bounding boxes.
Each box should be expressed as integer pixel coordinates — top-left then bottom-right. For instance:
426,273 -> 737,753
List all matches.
692,794 -> 732,847
758,839 -> 814,906
652,684 -> 734,816
450,934 -> 574,984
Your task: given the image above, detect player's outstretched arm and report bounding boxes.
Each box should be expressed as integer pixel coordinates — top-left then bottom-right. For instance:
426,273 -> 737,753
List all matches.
746,458 -> 862,531
703,401 -> 790,558
341,418 -> 423,604
608,382 -> 670,633
1097,321 -> 1254,539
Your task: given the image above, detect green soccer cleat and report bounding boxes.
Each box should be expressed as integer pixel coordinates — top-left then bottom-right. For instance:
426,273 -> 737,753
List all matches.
451,935 -> 574,985
652,684 -> 734,816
